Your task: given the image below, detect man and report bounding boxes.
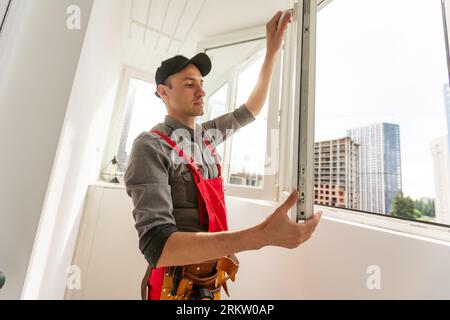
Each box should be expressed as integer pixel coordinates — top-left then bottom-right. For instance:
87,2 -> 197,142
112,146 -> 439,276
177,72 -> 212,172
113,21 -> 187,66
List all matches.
124,11 -> 322,300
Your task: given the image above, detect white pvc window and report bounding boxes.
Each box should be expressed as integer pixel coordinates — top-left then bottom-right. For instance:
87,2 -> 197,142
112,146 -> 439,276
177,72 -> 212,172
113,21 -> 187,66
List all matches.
108,69 -> 166,174
199,31 -> 282,201
124,79 -> 166,155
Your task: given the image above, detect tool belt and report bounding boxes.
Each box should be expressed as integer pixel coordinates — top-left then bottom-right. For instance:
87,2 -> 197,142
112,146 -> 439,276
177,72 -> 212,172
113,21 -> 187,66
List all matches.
142,255 -> 239,300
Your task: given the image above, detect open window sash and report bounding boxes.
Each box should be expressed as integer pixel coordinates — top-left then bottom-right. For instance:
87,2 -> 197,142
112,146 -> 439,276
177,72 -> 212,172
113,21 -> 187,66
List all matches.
289,0 -> 317,221
198,27 -> 282,202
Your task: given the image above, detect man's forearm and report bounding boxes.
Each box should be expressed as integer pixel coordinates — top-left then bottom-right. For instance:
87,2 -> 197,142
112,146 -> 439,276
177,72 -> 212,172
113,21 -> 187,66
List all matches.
245,55 -> 276,117
156,224 -> 266,268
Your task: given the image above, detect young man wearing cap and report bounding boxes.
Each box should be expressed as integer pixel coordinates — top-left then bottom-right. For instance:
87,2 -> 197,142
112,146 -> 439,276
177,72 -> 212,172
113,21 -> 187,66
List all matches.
124,11 -> 322,300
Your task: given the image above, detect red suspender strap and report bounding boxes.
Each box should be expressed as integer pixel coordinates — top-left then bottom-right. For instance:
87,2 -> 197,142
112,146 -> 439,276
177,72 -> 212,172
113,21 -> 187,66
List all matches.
203,139 -> 222,176
151,130 -> 222,177
150,130 -> 203,182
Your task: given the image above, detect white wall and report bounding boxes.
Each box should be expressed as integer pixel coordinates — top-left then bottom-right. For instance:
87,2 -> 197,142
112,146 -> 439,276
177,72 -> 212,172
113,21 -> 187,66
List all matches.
20,0 -> 129,299
65,184 -> 147,300
68,184 -> 450,300
0,0 -> 94,300
226,198 -> 450,299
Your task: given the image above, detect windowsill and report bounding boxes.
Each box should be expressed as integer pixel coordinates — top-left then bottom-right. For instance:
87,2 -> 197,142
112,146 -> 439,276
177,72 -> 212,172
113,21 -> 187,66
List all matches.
280,190 -> 450,243
90,180 -> 279,206
89,181 -> 450,245
91,180 -> 126,190
315,205 -> 450,245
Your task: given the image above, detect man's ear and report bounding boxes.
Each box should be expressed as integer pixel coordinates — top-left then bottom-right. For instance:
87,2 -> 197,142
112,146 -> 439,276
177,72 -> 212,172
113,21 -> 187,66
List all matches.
157,84 -> 169,100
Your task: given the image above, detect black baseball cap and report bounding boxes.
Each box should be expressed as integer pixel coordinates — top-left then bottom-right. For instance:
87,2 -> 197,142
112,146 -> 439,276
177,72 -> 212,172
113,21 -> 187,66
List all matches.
155,53 -> 212,98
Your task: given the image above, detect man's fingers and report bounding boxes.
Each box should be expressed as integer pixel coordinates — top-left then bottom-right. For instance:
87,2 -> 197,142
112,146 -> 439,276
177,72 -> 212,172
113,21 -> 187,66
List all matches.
269,11 -> 283,26
269,11 -> 292,34
314,211 -> 323,221
307,211 -> 323,228
277,12 -> 292,33
279,190 -> 299,212
299,211 -> 322,230
296,212 -> 322,244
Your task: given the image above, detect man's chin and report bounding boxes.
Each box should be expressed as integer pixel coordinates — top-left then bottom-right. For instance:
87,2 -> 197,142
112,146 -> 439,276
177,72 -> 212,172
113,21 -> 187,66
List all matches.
193,106 -> 204,117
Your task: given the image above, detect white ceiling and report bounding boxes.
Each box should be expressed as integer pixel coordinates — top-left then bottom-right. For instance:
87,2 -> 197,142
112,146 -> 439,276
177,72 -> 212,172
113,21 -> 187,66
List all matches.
125,0 -> 295,73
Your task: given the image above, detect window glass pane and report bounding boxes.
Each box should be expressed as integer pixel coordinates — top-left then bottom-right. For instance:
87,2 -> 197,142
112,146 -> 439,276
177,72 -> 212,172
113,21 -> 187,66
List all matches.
205,39 -> 266,93
229,49 -> 268,188
205,83 -> 228,120
117,78 -> 166,170
204,83 -> 229,159
315,0 -> 448,224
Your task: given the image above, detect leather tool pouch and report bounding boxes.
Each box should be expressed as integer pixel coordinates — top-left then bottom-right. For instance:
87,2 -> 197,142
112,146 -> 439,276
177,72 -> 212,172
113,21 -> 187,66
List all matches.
159,254 -> 239,300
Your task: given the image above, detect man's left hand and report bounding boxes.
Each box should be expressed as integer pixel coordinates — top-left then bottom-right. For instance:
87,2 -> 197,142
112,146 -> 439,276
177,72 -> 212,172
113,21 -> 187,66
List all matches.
266,10 -> 292,59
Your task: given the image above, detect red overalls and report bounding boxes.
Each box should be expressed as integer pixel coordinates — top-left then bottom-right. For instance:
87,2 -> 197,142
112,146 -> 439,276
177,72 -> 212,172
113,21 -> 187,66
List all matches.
147,130 -> 229,300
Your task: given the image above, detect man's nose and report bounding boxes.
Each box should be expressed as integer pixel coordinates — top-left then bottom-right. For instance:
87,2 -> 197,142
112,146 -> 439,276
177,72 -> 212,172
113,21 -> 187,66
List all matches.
196,85 -> 206,97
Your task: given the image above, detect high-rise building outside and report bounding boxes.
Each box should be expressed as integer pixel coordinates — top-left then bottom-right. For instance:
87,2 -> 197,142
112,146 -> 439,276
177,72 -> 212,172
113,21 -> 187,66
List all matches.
444,84 -> 450,153
430,136 -> 450,225
347,123 -> 402,214
314,137 -> 359,209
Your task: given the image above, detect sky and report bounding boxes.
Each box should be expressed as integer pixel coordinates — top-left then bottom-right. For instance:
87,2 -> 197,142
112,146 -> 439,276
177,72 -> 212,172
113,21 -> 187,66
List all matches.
315,0 -> 449,199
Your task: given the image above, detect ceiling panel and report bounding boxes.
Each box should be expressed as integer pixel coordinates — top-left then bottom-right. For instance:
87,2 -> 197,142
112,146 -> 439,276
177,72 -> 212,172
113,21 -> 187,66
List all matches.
126,0 -> 305,72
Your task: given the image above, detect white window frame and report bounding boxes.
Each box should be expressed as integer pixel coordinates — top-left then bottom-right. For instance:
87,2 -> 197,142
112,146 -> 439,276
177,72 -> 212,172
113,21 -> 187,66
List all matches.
197,26 -> 283,202
101,66 -> 156,174
290,0 -> 317,221
277,0 -> 333,208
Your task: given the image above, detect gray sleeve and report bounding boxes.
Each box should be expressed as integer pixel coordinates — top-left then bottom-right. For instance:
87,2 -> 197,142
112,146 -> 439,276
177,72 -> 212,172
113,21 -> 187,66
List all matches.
202,104 -> 256,145
124,134 -> 178,265
140,224 -> 178,268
